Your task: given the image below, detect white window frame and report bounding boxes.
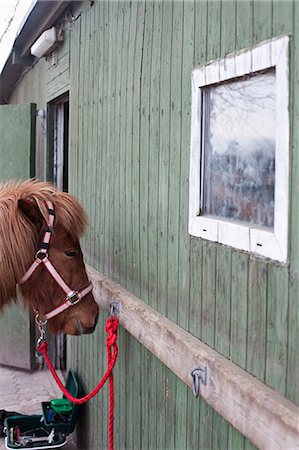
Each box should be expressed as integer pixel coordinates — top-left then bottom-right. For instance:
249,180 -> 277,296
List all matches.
189,36 -> 290,263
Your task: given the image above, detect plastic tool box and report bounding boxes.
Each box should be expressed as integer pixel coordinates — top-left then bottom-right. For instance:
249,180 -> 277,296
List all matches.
4,371 -> 81,449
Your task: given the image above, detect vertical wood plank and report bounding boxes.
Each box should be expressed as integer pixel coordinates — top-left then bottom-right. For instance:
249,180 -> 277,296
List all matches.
166,13 -> 179,450
228,251 -> 249,450
220,0 -> 236,57
266,267 -> 288,395
99,1 -> 108,276
206,0 -> 221,62
178,0 -> 193,334
126,2 -> 145,448
183,5 -> 199,442
173,0 -> 192,443
156,2 -> 172,449
89,2 -> 98,270
131,0 -> 144,298
139,3 -> 154,448
252,0 -> 272,43
118,2 -> 130,290
187,240 -> 202,449
194,0 -> 207,67
245,260 -> 267,450
166,2 -> 185,448
247,261 -> 268,380
148,0 -> 162,313
111,1 -> 123,284
124,0 -> 135,293
177,0 -> 194,445
147,2 -> 164,449
107,0 -> 117,283
236,0 -> 253,50
200,242 -> 216,450
287,0 -> 299,407
213,246 -> 231,450
272,0 -> 293,36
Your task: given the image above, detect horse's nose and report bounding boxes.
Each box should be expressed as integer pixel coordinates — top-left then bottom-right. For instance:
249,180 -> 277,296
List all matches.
82,312 -> 99,334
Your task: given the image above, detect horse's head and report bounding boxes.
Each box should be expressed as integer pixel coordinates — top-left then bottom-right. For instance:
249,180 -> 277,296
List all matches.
0,180 -> 99,336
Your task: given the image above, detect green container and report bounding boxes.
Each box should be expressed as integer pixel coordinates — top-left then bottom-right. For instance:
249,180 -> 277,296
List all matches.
42,370 -> 81,434
4,371 -> 81,449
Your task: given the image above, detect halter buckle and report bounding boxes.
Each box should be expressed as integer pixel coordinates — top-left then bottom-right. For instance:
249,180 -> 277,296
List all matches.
66,290 -> 80,305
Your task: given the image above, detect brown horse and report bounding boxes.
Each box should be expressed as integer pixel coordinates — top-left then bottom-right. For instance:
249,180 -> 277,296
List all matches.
0,179 -> 99,335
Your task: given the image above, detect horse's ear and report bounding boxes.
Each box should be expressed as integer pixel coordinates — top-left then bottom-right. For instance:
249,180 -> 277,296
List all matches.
18,199 -> 44,229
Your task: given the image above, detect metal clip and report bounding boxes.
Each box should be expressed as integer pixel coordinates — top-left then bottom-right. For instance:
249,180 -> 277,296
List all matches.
35,313 -> 48,348
191,364 -> 207,398
110,300 -> 119,318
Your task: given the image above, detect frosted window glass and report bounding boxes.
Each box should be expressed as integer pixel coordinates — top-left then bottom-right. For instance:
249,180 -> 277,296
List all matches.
202,71 -> 276,228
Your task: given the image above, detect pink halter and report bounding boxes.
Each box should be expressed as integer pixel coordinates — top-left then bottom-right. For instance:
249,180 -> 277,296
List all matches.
18,201 -> 93,321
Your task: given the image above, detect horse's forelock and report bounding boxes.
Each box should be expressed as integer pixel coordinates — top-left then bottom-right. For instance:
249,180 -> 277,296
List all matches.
0,179 -> 87,309
52,191 -> 88,239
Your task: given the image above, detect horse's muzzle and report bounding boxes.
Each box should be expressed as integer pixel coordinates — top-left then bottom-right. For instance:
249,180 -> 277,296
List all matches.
81,311 -> 99,335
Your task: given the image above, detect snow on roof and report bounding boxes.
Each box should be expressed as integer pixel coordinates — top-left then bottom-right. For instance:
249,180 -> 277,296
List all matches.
0,0 -> 37,74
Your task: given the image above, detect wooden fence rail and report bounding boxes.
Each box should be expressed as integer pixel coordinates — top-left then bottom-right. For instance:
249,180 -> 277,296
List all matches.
87,266 -> 299,450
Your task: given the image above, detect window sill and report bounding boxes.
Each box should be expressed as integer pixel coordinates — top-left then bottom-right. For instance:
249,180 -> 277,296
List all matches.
189,215 -> 288,263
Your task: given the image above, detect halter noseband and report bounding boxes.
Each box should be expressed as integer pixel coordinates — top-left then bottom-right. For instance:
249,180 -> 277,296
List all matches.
18,201 -> 93,321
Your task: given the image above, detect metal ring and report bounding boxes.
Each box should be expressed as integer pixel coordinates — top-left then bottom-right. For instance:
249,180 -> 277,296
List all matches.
35,250 -> 48,261
35,313 -> 48,327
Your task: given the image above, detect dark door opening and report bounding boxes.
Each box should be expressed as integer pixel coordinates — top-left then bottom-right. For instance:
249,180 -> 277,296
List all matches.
47,94 -> 69,370
48,94 -> 69,192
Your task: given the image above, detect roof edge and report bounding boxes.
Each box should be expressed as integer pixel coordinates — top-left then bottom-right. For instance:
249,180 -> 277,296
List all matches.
0,0 -> 72,103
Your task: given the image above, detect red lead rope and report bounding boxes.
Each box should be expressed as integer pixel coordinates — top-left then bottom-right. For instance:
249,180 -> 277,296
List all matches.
37,316 -> 119,450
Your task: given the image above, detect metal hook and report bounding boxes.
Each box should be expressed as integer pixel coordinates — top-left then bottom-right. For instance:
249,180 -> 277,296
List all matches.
191,364 -> 207,398
110,300 -> 119,318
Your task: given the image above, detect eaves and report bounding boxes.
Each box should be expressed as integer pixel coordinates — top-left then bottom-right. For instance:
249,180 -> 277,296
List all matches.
0,0 -> 72,104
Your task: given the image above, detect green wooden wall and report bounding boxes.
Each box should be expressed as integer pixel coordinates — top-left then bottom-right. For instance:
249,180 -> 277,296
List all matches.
66,1 -> 299,448
7,0 -> 299,448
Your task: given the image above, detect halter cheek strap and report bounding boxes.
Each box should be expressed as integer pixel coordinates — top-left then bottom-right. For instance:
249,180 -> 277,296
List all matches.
18,201 -> 93,321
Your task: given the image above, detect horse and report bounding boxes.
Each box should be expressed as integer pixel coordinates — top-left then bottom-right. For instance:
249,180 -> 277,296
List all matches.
0,179 -> 99,335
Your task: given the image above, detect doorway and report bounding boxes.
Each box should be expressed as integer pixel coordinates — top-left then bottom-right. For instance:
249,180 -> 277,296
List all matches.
47,93 -> 69,370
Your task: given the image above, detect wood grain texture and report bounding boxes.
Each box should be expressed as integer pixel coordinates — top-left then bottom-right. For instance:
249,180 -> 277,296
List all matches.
48,0 -> 299,448
87,265 -> 299,450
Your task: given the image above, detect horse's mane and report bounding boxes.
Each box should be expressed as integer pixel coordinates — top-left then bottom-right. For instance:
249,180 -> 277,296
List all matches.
0,179 -> 87,308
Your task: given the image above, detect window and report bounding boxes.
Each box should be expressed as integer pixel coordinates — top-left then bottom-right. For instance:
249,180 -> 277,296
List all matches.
202,71 -> 276,228
189,36 -> 289,263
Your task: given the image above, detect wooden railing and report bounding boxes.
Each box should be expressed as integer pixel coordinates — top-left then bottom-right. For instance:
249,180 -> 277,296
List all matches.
87,266 -> 299,450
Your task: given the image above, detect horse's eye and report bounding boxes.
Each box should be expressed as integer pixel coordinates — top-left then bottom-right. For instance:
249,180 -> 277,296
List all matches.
65,250 -> 78,257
